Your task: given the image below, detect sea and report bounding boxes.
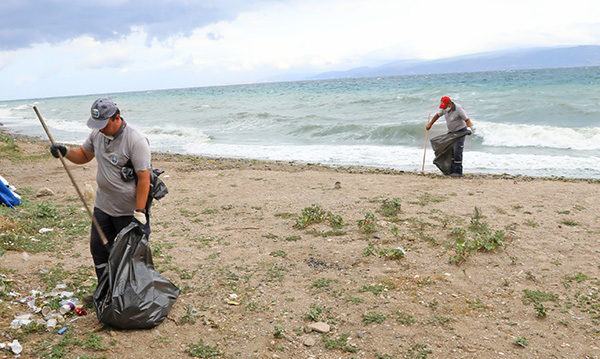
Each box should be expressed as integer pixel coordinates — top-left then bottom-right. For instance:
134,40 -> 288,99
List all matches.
1,66 -> 600,178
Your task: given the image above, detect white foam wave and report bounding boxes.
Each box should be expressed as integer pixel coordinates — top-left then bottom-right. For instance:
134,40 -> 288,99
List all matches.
180,143 -> 425,169
172,142 -> 600,178
469,150 -> 600,174
476,121 -> 600,150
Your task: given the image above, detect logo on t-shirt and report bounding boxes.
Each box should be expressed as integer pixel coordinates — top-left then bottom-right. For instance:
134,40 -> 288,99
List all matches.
110,155 -> 118,165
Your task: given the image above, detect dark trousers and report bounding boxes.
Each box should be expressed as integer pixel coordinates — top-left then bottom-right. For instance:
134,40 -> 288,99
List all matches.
90,207 -> 150,280
451,129 -> 467,175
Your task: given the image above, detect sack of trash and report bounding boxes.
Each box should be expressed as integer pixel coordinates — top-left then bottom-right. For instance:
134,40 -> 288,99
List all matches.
94,222 -> 179,329
430,132 -> 468,175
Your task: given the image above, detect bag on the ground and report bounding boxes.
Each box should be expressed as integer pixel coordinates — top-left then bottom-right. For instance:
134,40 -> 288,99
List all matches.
93,222 -> 179,329
0,177 -> 21,209
430,131 -> 469,175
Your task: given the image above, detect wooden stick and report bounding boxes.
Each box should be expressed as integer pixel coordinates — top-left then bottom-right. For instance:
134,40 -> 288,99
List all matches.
422,113 -> 430,172
33,106 -> 109,246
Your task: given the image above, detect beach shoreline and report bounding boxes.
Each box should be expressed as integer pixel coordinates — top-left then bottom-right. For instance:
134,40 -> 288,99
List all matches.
2,129 -> 600,358
2,128 -> 598,183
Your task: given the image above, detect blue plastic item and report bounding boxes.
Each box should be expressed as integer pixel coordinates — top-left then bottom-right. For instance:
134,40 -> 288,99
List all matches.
0,180 -> 20,209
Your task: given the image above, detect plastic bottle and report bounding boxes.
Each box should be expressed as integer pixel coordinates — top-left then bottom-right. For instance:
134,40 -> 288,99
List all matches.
59,302 -> 75,314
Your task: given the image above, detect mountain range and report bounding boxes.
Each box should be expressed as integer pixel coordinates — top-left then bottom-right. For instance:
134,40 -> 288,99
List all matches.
308,45 -> 600,80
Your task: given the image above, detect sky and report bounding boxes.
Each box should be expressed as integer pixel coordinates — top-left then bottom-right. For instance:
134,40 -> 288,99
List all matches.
1,0 -> 599,101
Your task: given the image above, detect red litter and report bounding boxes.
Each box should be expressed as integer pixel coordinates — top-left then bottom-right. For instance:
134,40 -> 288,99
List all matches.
75,307 -> 87,316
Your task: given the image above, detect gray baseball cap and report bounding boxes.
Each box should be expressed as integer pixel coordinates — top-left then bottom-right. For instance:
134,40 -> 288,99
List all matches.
87,98 -> 118,129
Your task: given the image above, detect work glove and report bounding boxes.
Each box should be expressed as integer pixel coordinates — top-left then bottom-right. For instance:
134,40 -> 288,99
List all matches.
50,144 -> 69,158
466,127 -> 472,135
133,209 -> 147,225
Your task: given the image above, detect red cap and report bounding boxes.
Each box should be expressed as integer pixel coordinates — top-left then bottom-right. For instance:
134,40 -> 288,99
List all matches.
439,96 -> 451,109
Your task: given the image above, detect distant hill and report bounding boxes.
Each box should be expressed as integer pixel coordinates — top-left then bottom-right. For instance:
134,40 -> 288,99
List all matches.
309,45 -> 600,80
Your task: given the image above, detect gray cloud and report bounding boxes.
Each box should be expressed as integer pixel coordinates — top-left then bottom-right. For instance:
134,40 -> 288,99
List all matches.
0,0 -> 282,51
206,32 -> 224,41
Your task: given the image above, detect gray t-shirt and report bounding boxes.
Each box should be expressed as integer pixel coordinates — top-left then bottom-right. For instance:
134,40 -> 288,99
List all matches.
83,123 -> 151,216
437,103 -> 469,132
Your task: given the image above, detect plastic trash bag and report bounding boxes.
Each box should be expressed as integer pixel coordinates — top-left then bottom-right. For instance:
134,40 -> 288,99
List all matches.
430,131 -> 468,175
120,160 -> 168,211
121,166 -> 168,201
94,222 -> 179,329
0,178 -> 20,209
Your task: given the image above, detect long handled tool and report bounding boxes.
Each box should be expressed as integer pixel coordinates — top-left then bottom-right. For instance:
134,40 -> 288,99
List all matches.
33,106 -> 108,246
422,113 -> 430,172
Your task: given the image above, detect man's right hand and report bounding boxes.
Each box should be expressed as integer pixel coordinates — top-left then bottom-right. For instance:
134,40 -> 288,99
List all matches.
49,144 -> 69,158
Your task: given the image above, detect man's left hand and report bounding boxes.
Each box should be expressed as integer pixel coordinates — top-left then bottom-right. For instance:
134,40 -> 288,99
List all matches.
466,127 -> 472,135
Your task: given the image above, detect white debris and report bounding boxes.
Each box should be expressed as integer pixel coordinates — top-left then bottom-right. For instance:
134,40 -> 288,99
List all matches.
8,339 -> 23,354
10,313 -> 34,329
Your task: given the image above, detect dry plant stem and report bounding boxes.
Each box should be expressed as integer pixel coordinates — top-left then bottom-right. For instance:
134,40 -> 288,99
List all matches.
33,106 -> 109,246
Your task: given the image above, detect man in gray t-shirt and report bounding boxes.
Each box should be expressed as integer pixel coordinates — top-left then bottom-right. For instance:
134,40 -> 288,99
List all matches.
50,98 -> 152,281
426,96 -> 473,177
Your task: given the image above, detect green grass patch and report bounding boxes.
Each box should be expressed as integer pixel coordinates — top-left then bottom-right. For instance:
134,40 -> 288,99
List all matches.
448,207 -> 505,264
323,333 -> 357,353
409,192 -> 445,206
377,197 -> 402,217
0,199 -> 89,254
294,204 -> 344,229
185,339 -> 224,358
357,211 -> 377,234
362,311 -> 386,325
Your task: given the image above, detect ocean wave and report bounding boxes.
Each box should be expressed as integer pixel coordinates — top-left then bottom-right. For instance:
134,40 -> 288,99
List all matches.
285,122 -> 426,146
144,126 -> 211,143
173,142 -> 600,178
476,121 -> 600,150
468,150 -> 600,177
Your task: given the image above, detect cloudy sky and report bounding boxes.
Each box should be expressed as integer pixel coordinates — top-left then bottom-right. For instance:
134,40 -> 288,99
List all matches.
1,0 -> 599,101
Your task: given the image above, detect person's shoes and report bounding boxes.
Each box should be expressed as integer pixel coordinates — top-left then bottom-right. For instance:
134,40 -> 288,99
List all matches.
450,173 -> 463,178
81,295 -> 94,306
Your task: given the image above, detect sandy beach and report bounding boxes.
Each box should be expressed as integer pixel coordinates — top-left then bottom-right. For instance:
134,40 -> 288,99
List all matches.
1,132 -> 600,358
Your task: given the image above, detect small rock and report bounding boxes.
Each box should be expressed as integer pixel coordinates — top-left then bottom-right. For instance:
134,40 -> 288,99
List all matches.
303,336 -> 317,347
83,184 -> 95,202
36,187 -> 55,197
357,331 -> 366,338
308,322 -> 330,333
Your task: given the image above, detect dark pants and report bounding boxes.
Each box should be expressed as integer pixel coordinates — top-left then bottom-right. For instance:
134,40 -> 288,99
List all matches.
451,128 -> 467,175
90,207 -> 150,280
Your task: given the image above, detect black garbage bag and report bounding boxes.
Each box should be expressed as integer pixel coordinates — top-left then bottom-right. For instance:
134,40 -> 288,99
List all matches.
430,131 -> 469,175
94,222 -> 180,329
120,160 -> 168,212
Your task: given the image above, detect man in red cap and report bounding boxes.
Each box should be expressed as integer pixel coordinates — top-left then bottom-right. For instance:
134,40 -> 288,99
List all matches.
426,96 -> 473,177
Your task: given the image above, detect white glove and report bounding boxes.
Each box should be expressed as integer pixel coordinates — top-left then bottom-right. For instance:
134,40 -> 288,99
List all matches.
133,210 -> 147,225
466,127 -> 472,135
